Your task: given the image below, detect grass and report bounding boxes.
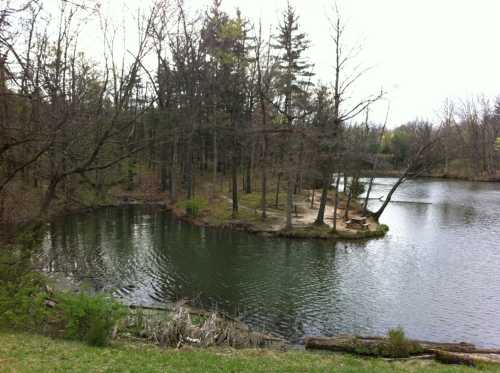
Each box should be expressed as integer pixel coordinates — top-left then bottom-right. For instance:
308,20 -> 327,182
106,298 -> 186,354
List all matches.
239,190 -> 289,211
176,192 -> 282,230
280,223 -> 389,240
172,182 -> 389,240
0,331 -> 494,373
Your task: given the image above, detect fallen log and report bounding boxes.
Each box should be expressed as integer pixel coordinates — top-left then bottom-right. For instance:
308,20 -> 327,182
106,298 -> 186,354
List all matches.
305,336 -> 368,353
352,336 -> 477,353
304,335 -> 498,355
305,335 -> 423,356
433,350 -> 500,366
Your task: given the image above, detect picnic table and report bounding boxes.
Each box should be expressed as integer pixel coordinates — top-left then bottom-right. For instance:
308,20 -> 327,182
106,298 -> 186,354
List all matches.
346,216 -> 369,230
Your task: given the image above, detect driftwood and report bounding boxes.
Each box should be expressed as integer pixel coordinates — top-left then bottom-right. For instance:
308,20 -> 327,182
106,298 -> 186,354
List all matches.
127,303 -> 284,345
305,335 -> 500,354
348,335 -> 480,353
433,350 -> 500,367
304,335 -> 500,366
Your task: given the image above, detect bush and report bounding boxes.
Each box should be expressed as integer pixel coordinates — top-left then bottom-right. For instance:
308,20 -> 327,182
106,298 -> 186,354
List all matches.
0,239 -> 49,333
380,327 -> 423,358
0,270 -> 49,332
350,328 -> 423,358
379,224 -> 389,234
1,230 -> 126,347
179,197 -> 208,217
55,293 -> 126,346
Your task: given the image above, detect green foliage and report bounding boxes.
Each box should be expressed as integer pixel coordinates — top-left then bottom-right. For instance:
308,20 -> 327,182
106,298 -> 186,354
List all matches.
0,232 -> 49,333
0,242 -> 125,347
78,187 -> 112,207
352,328 -> 423,358
0,331 -> 490,373
55,292 -> 126,347
389,127 -> 411,167
179,197 -> 208,217
214,20 -> 246,66
0,270 -> 49,332
382,327 -> 423,358
379,224 -> 389,234
220,19 -> 244,40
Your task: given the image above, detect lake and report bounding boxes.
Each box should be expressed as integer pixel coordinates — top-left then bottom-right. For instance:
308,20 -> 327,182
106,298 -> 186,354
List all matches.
42,178 -> 500,347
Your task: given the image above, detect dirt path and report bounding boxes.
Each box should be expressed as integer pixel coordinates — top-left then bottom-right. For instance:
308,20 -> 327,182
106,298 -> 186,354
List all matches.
224,191 -> 378,234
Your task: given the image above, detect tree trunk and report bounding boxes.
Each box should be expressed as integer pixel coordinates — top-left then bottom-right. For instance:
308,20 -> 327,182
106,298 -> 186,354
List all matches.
434,350 -> 500,366
170,136 -> 177,201
261,135 -> 268,220
40,177 -> 60,216
373,174 -> 406,220
185,138 -> 193,199
294,142 -> 304,194
332,175 -> 340,231
245,141 -> 253,194
213,129 -> 217,191
127,157 -> 135,191
275,172 -> 281,208
315,171 -> 331,225
304,335 -> 490,355
363,177 -> 374,214
285,168 -> 294,229
160,143 -> 168,192
231,150 -> 238,218
344,177 -> 353,221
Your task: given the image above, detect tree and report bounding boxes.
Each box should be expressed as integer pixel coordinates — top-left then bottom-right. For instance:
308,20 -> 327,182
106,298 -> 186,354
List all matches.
313,6 -> 382,226
373,122 -> 439,220
273,1 -> 313,229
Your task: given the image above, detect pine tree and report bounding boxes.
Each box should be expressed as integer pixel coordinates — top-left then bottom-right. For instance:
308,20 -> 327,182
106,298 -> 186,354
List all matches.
273,1 -> 313,229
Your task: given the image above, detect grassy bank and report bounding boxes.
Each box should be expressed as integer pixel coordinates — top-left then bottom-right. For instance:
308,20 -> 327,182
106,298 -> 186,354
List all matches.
0,331 -> 494,373
173,184 -> 387,241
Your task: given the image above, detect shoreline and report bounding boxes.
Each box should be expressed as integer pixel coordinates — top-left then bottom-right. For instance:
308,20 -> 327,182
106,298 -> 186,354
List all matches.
8,172 -> 500,243
5,331 -> 495,372
173,207 -> 389,241
168,188 -> 389,241
368,171 -> 500,183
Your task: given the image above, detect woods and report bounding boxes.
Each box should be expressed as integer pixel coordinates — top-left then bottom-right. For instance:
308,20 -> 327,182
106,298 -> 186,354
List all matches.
0,0 -> 499,230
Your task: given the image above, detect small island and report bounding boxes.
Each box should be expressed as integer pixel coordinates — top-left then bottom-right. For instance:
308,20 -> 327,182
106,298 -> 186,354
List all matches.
170,181 -> 388,240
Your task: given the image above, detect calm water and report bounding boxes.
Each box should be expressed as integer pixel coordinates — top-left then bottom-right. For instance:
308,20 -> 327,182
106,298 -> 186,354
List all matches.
42,178 -> 500,347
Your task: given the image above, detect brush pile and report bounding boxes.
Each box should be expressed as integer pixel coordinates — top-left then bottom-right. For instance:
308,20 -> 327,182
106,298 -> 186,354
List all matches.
124,306 -> 283,349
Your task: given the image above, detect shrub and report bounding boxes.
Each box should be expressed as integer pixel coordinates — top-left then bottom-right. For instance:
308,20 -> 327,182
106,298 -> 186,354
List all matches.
1,230 -> 127,347
0,240 -> 49,333
378,224 -> 389,234
349,328 -> 423,358
0,270 -> 49,332
55,293 -> 126,346
179,197 -> 208,217
380,327 -> 423,358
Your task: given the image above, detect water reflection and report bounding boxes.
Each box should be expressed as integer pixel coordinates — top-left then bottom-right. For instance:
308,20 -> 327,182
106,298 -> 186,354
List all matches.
43,178 -> 500,347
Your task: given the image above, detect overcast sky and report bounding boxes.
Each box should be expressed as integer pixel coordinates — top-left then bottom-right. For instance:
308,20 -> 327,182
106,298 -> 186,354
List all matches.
72,0 -> 500,126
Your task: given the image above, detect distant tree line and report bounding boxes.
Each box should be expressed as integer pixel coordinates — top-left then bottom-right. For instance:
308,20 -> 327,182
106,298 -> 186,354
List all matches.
383,99 -> 500,179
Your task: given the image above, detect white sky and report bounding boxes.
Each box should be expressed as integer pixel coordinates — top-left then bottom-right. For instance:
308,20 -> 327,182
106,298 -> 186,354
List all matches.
51,0 -> 500,126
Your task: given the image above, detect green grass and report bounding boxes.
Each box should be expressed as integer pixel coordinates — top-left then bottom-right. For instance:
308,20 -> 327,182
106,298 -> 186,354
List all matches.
198,193 -> 281,229
174,188 -> 389,240
239,190 -> 289,211
280,223 -> 389,240
0,331 -> 494,373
